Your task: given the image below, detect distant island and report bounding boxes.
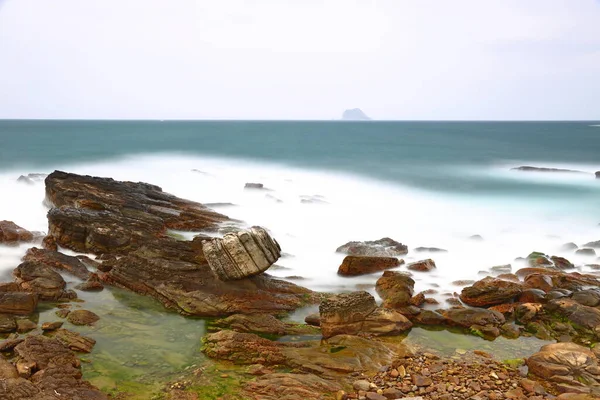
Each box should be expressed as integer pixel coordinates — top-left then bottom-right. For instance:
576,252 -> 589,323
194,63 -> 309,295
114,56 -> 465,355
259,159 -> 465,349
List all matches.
341,108 -> 371,121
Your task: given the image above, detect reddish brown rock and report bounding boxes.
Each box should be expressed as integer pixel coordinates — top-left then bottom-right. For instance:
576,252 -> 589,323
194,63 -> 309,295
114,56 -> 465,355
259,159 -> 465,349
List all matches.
376,271 -> 415,308
551,256 -> 575,270
0,292 -> 38,315
460,277 -> 522,306
66,310 -> 99,326
336,238 -> 408,257
243,372 -> 343,400
407,259 -> 436,272
0,221 -> 33,244
74,273 -> 104,291
22,247 -> 92,280
442,307 -> 505,328
338,256 -> 402,277
53,328 -> 96,353
13,261 -> 73,301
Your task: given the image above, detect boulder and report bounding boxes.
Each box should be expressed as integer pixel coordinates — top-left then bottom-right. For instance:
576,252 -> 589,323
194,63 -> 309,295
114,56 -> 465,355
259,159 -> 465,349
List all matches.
545,298 -> 600,339
0,221 -> 33,244
243,373 -> 343,400
336,238 -> 408,257
212,313 -> 318,336
414,247 -> 447,253
337,256 -> 401,277
375,271 -> 415,308
552,256 -> 575,270
459,277 -> 523,307
319,291 -> 412,338
22,247 -> 92,280
572,290 -> 600,307
442,307 -> 505,328
13,261 -> 72,301
66,310 -> 99,326
0,292 -> 38,315
305,313 -> 321,327
201,226 -> 281,281
0,315 -> 17,333
583,240 -> 600,249
244,182 -> 265,190
406,259 -> 436,272
527,252 -> 553,267
511,166 -> 586,173
74,273 -> 104,291
561,242 -> 579,251
527,342 -> 600,393
577,248 -> 597,256
53,328 -> 96,353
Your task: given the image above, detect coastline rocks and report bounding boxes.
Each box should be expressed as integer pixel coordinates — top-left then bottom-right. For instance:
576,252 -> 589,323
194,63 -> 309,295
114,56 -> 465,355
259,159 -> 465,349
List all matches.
53,328 -> 97,353
576,248 -> 597,257
13,261 -> 74,301
0,221 -> 33,244
442,307 -> 505,328
545,298 -> 600,339
552,256 -> 575,270
22,247 -> 92,280
527,252 -> 553,267
201,226 -> 281,281
406,259 -> 436,272
583,240 -> 600,249
243,373 -> 343,400
319,291 -> 412,338
212,313 -> 318,336
0,315 -> 17,333
0,292 -> 38,315
244,183 -> 266,190
336,238 -> 408,257
459,277 -> 523,307
337,256 -> 402,277
375,271 -> 415,308
66,310 -> 99,326
527,343 -> 600,393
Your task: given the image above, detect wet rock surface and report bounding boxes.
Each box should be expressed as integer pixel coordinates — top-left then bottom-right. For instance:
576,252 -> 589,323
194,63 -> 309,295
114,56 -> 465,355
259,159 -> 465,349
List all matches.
460,277 -> 523,307
336,238 -> 408,257
338,256 -> 402,277
0,221 -> 34,244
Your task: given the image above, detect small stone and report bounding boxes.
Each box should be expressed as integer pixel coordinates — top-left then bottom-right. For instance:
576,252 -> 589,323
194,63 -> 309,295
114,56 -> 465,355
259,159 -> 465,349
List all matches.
365,393 -> 386,400
389,368 -> 399,378
67,309 -> 100,326
353,380 -> 371,392
16,319 -> 37,333
412,374 -> 432,387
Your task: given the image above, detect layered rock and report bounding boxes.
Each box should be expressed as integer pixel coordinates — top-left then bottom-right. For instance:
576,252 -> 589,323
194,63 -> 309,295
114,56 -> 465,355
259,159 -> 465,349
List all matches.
336,237 -> 408,257
22,247 -> 93,280
406,259 -> 436,272
460,277 -> 523,307
43,171 -> 313,316
13,261 -> 74,301
202,226 -> 281,281
337,256 -> 402,277
375,271 -> 415,308
319,291 -> 412,338
0,292 -> 38,315
0,221 -> 33,244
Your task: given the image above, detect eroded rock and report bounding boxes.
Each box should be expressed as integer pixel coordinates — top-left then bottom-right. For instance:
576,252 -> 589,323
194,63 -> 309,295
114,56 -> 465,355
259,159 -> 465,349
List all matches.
459,277 -> 523,307
338,256 -> 402,277
0,221 -> 33,244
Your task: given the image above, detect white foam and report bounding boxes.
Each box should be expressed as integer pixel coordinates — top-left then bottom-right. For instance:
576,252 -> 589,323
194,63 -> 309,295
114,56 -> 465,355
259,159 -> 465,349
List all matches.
0,153 -> 599,299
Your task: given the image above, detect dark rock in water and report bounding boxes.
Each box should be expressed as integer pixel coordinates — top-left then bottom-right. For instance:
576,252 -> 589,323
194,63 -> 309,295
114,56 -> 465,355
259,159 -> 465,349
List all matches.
0,221 -> 34,244
16,319 -> 36,333
583,240 -> 600,249
342,108 -> 371,121
551,256 -> 574,270
518,288 -> 546,303
53,328 -> 97,353
41,321 -> 64,331
469,234 -> 484,241
337,255 -> 402,277
22,247 -> 92,280
75,273 -> 104,291
527,251 -> 553,267
13,261 -> 74,301
459,277 -> 523,306
572,289 -> 600,307
0,292 -> 38,315
336,237 -> 408,257
511,166 -> 587,174
244,182 -> 266,190
43,171 -> 312,317
304,313 -> 321,327
414,246 -> 447,253
67,310 -> 100,326
376,271 -> 415,308
319,291 -> 412,338
545,298 -> 600,339
576,248 -> 597,256
202,226 -> 281,281
490,264 -> 512,274
596,171 -> 600,179
407,259 -> 436,272
243,372 -> 343,400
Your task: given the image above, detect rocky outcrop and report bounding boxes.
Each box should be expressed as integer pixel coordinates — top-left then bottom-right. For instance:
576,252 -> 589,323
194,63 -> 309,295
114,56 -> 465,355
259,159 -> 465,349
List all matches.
527,343 -> 600,394
0,221 -> 33,244
43,171 -> 313,317
0,292 -> 38,315
319,291 -> 412,338
336,238 -> 408,257
337,256 -> 401,277
375,271 -> 415,308
202,226 -> 281,281
459,277 -> 523,307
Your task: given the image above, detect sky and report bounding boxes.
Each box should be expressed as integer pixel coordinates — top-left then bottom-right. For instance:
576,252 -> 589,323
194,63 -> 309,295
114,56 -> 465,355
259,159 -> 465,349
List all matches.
0,0 -> 599,120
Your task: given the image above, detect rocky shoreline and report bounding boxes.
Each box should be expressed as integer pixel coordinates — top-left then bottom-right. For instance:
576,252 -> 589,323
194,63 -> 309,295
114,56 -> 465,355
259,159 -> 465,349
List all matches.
1,171 -> 600,399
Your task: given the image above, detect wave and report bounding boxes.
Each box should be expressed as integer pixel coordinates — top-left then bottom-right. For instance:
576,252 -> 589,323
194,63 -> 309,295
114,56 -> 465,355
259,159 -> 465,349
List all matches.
1,153 -> 599,297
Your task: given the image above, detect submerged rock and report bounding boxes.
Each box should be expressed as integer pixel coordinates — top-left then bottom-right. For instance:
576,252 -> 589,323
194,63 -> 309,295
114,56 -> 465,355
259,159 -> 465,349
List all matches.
336,237 -> 408,257
243,372 -> 343,400
0,221 -> 33,244
337,255 -> 402,277
319,291 -> 412,338
202,226 -> 281,281
212,313 -> 318,336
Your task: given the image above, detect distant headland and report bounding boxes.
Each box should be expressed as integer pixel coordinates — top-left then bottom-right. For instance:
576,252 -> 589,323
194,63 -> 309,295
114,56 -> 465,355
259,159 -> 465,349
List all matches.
341,108 -> 371,121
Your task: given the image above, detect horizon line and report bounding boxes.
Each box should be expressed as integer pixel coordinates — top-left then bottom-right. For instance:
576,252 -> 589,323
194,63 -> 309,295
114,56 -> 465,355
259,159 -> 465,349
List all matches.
1,118 -> 599,123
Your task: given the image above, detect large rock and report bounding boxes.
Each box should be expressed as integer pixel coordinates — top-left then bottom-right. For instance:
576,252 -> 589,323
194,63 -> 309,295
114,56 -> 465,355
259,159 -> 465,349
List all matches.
0,292 -> 38,315
337,256 -> 401,277
13,261 -> 72,301
0,221 -> 33,244
212,313 -> 318,336
43,171 -> 314,317
527,342 -> 600,393
442,307 -> 505,328
319,291 -> 412,338
202,226 -> 281,281
545,298 -> 600,340
375,271 -> 415,308
459,277 -> 523,307
22,247 -> 92,280
336,238 -> 408,257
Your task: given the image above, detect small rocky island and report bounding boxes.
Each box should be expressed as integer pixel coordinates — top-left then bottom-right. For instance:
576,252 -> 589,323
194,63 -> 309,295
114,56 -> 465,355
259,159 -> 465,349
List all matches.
342,108 -> 371,121
1,171 -> 600,399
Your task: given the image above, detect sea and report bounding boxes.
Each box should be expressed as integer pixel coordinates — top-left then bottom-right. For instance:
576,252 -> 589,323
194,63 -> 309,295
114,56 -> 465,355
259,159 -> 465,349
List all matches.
1,120 -> 600,298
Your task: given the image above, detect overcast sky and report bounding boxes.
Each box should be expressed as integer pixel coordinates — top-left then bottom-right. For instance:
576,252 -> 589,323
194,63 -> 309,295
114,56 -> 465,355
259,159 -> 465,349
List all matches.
1,0 -> 599,120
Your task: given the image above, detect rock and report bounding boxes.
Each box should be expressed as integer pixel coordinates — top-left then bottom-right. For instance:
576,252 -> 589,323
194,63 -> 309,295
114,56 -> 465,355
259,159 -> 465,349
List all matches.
202,330 -> 288,365
459,277 -> 523,306
244,183 -> 265,190
511,166 -> 586,174
201,226 -> 281,281
74,273 -> 104,291
491,264 -> 512,273
514,303 -> 542,324
527,252 -> 553,267
576,248 -> 597,256
212,313 -> 317,336
44,171 -> 312,317
41,321 -> 63,331
406,259 -> 436,272
22,247 -> 92,280
0,314 -> 17,333
552,256 -> 575,270
337,256 -> 402,277
342,108 -> 371,121
442,307 -> 505,328
527,342 -> 600,391
336,238 -> 408,257
13,261 -> 71,301
53,328 -> 96,353
562,242 -> 579,251
243,372 -> 343,400
319,291 -> 412,338
66,310 -> 99,326
16,319 -> 37,333
409,292 -> 425,307
413,310 -> 447,325
353,380 -> 371,391
366,393 -> 386,400
583,240 -> 600,249
412,374 -> 432,386
375,271 -> 415,308
0,358 -> 18,379
0,292 -> 38,315
0,221 -> 33,243
524,273 -> 554,292
572,289 -> 600,307
0,336 -> 25,352
414,247 -> 447,253
518,288 -> 546,303
305,313 -> 321,327
469,234 -> 484,241
545,298 -> 600,339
